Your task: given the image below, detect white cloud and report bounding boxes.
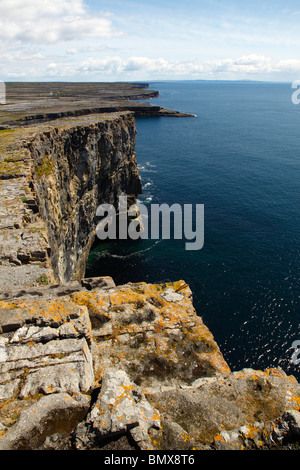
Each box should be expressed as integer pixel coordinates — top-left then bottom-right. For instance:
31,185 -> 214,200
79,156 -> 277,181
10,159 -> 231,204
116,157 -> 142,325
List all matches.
0,0 -> 120,44
76,55 -> 300,78
2,49 -> 300,81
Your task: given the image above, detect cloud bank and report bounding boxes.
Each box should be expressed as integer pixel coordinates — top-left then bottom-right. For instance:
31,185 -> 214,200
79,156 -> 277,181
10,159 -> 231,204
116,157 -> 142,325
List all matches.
3,53 -> 300,81
78,55 -> 300,77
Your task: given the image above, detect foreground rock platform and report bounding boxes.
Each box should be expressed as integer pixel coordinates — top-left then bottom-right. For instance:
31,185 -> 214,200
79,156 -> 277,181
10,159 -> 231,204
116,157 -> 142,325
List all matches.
0,278 -> 300,450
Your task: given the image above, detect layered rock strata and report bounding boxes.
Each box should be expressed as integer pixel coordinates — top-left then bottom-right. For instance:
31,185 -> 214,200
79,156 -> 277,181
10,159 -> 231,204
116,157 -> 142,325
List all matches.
0,127 -> 52,291
0,112 -> 141,289
29,112 -> 141,283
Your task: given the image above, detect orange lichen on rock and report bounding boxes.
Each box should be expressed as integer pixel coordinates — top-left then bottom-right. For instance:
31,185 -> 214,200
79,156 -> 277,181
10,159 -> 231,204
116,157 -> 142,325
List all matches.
0,297 -> 88,333
70,282 -> 231,387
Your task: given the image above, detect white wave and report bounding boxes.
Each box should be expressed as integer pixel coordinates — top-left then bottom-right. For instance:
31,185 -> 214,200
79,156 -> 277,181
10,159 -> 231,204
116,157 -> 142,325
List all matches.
145,161 -> 157,168
94,240 -> 161,260
139,162 -> 157,173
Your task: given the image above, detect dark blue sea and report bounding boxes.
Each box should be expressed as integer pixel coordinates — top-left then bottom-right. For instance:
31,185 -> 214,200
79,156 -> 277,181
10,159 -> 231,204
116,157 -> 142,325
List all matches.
86,81 -> 300,379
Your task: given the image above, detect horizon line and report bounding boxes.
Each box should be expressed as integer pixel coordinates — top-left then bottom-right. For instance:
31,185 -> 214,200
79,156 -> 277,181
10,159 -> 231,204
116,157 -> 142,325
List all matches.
2,78 -> 294,85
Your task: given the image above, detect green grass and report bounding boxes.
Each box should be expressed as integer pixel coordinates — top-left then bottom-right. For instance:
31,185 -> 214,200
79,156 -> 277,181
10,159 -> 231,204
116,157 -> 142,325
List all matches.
35,273 -> 49,286
35,155 -> 55,181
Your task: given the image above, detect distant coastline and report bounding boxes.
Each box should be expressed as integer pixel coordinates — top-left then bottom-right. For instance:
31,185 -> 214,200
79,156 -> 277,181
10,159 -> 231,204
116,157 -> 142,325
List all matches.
0,82 -> 194,128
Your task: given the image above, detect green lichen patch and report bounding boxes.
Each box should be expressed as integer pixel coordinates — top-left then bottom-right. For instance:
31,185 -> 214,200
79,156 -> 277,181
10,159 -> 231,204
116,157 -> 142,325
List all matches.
34,155 -> 55,181
35,273 -> 49,286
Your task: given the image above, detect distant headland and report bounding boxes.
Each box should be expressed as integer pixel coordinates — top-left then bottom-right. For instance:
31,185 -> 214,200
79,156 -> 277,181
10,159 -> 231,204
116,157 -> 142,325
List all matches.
0,82 -> 194,128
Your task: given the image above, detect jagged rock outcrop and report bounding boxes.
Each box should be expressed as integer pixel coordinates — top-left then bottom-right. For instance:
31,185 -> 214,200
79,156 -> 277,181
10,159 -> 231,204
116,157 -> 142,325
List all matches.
74,368 -> 161,450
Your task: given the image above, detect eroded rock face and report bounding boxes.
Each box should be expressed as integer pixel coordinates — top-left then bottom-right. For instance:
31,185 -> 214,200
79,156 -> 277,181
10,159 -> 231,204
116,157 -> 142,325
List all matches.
0,279 -> 300,451
29,112 -> 141,283
74,368 -> 161,450
0,393 -> 90,450
0,129 -> 52,292
1,96 -> 299,451
145,368 -> 300,450
0,113 -> 141,293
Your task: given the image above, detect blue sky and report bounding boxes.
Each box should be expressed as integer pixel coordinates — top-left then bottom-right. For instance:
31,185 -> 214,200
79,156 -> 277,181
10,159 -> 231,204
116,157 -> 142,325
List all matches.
1,0 -> 300,81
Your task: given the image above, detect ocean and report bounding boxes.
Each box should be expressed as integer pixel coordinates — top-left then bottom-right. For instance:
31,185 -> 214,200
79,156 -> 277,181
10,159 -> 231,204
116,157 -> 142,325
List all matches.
86,80 -> 300,380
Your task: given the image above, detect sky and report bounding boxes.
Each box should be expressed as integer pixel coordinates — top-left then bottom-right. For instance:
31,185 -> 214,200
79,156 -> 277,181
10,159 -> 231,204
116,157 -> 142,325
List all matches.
1,0 -> 300,82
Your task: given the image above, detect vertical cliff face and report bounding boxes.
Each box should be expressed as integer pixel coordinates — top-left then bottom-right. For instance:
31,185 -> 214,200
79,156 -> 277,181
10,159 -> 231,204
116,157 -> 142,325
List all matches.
28,112 -> 141,283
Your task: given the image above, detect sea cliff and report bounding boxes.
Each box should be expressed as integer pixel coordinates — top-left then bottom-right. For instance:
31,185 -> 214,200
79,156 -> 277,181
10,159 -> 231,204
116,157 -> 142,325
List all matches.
0,85 -> 300,451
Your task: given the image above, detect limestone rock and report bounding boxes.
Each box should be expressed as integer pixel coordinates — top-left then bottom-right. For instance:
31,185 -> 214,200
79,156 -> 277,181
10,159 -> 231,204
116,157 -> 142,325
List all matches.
1,280 -> 300,450
0,276 -> 115,301
71,281 -> 230,388
28,112 -> 141,283
74,368 -> 160,450
146,367 -> 300,449
0,392 -> 90,450
282,410 -> 300,435
0,113 -> 141,291
0,298 -> 94,400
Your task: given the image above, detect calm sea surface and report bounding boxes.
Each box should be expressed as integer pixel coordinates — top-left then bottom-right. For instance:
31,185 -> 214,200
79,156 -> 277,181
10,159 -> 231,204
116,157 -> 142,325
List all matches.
86,81 -> 300,379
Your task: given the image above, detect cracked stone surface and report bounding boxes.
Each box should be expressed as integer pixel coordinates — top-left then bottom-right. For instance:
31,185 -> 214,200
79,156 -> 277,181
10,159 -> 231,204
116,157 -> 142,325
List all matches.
70,281 -> 230,388
74,368 -> 161,450
0,280 -> 300,450
0,300 -> 94,402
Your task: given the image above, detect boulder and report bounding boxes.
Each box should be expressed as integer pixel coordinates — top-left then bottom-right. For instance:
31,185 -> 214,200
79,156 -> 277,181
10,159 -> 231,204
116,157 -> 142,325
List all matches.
0,393 -> 90,450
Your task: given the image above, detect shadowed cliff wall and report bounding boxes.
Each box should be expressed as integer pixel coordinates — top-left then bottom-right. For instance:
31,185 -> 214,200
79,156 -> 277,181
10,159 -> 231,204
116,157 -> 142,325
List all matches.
28,112 -> 141,283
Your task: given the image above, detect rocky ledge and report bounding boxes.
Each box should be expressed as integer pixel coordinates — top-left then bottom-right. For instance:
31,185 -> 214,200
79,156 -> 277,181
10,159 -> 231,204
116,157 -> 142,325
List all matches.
0,278 -> 300,451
